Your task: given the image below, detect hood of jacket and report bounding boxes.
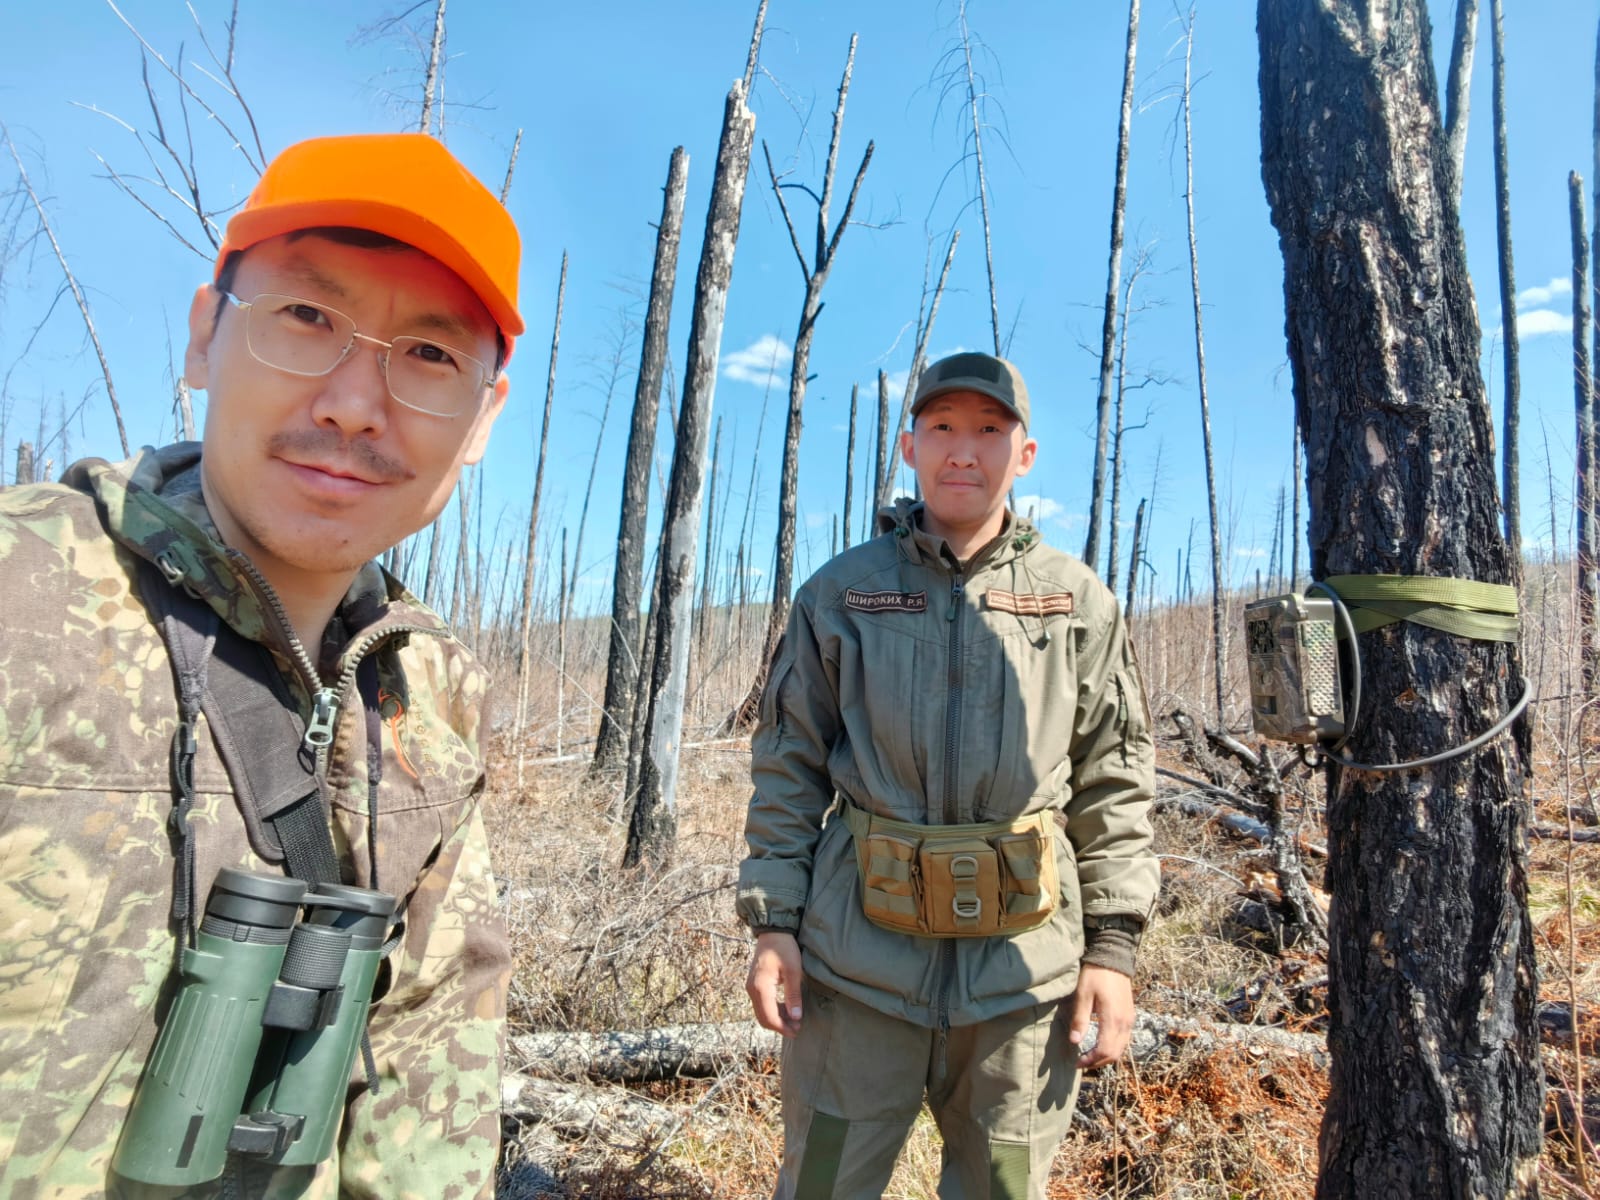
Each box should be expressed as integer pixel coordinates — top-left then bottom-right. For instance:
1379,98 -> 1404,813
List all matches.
61,442 -> 451,668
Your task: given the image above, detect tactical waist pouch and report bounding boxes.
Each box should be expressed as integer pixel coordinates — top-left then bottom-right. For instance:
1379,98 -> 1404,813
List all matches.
840,800 -> 1060,938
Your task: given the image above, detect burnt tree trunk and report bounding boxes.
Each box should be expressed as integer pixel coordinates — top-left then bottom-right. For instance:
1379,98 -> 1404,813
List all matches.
625,84 -> 756,869
1084,0 -> 1139,576
728,34 -> 875,733
1124,496 -> 1146,617
878,228 -> 960,513
1176,9 -> 1227,721
1489,0 -> 1521,570
1573,173 -> 1597,695
1442,0 -> 1480,205
873,368 -> 890,532
594,147 -> 689,775
14,442 -> 34,487
1258,3 -> 1541,1196
842,382 -> 858,551
515,251 -> 567,785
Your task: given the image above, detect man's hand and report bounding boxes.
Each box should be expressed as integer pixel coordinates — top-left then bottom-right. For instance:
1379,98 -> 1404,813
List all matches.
1066,964 -> 1135,1069
745,930 -> 804,1037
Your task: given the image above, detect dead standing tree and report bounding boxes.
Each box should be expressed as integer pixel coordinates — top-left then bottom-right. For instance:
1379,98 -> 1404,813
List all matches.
727,34 -> 876,732
514,252 -> 567,786
593,146 -> 689,776
936,0 -> 1003,354
1083,0 -> 1140,577
1488,0 -> 1521,570
1573,173 -> 1596,694
1175,7 -> 1226,722
625,82 -> 757,869
876,228 -> 961,512
1441,0 -> 1480,206
1259,2 -> 1541,1195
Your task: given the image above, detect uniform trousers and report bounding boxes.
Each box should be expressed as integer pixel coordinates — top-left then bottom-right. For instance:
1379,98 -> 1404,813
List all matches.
775,976 -> 1081,1200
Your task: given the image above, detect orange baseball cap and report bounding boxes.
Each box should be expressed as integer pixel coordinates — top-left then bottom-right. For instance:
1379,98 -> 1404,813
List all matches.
216,133 -> 525,341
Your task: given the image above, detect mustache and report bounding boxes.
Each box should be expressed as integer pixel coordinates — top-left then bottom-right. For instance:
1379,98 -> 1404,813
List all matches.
267,430 -> 411,482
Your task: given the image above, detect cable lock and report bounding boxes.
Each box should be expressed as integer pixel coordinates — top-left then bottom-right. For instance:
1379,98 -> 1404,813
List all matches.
1244,575 -> 1525,771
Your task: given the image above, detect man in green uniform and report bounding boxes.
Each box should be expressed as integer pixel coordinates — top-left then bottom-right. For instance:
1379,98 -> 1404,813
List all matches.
738,352 -> 1159,1199
0,133 -> 520,1198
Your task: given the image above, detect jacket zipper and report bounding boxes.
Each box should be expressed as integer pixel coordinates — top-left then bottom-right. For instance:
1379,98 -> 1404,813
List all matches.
936,570 -> 966,1074
228,549 -> 439,773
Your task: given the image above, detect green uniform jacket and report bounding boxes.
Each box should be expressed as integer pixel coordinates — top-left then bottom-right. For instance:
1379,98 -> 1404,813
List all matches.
737,503 -> 1158,1028
0,445 -> 509,1199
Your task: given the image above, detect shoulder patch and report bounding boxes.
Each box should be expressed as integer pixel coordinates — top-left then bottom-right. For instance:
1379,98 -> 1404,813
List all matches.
844,587 -> 927,614
987,588 -> 1074,617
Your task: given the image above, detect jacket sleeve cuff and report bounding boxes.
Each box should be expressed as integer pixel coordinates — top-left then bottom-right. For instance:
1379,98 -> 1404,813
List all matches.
1080,922 -> 1140,977
749,923 -> 800,937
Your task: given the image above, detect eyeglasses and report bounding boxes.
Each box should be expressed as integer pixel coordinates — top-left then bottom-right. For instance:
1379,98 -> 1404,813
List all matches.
221,292 -> 495,418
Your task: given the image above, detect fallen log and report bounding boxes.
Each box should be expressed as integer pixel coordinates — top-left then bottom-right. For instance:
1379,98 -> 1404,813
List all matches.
502,1072 -> 677,1141
510,1013 -> 1326,1085
1530,823 -> 1600,844
1155,790 -> 1329,859
511,1021 -> 781,1083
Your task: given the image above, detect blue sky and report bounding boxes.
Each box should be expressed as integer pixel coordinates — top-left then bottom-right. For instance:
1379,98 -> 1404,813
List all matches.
4,1 -> 1598,616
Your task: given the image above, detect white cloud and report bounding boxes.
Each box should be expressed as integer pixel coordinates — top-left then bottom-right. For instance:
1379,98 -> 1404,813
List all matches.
1015,494 -> 1065,523
722,335 -> 793,386
1517,276 -> 1571,309
1516,309 -> 1570,338
1014,494 -> 1083,530
1235,546 -> 1267,559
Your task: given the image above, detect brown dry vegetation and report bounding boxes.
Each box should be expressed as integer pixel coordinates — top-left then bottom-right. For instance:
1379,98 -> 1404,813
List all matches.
484,565 -> 1599,1198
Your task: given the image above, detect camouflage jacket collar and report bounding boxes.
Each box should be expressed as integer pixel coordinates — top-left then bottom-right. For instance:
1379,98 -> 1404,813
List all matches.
62,443 -> 453,672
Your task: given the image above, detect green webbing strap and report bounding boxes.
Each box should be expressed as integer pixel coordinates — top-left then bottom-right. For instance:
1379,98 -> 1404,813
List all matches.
1323,574 -> 1520,643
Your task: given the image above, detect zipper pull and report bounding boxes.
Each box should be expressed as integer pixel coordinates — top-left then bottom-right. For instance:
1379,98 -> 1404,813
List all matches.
948,577 -> 964,621
305,687 -> 340,748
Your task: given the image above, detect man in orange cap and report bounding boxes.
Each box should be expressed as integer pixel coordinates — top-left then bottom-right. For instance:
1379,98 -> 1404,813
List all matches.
0,134 -> 521,1196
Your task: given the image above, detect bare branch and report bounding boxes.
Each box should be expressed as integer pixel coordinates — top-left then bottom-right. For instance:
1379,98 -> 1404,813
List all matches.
823,142 -> 874,267
762,140 -> 811,284
3,126 -> 129,456
105,0 -> 263,176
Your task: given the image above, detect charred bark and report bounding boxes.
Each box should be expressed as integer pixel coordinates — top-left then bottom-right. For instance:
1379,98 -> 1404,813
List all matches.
1573,173 -> 1597,695
1489,0 -> 1521,569
1084,0 -> 1139,576
1258,3 -> 1540,1195
626,84 -> 756,869
842,382 -> 858,551
594,147 -> 689,776
728,35 -> 875,733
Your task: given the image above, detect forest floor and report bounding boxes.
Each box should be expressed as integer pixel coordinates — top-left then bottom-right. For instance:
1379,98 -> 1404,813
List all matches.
484,698 -> 1600,1199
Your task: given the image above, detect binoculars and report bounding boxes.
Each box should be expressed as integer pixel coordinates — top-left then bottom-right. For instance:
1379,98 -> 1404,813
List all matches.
112,867 -> 396,1186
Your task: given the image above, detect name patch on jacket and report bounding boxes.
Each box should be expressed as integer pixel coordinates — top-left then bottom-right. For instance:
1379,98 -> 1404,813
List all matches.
986,589 -> 1074,617
844,588 -> 927,614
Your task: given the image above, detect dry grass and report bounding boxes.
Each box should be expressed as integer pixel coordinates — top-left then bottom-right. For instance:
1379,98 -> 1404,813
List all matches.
485,580 -> 1600,1198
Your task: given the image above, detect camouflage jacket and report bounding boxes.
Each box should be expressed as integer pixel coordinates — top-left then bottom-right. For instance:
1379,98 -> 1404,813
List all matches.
737,502 -> 1158,1027
0,444 -> 510,1199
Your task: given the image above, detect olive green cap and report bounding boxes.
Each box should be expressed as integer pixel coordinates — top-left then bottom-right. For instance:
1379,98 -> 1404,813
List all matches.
910,351 -> 1030,429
